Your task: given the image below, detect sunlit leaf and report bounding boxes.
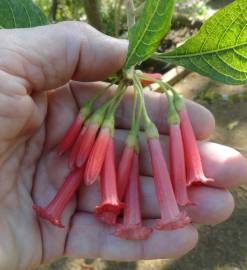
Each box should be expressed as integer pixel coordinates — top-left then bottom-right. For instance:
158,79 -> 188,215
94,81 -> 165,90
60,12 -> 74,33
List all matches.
124,0 -> 175,70
155,0 -> 247,85
0,0 -> 48,29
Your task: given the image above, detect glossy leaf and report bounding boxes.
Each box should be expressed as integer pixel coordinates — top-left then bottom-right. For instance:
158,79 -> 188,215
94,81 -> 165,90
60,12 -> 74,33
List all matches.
155,0 -> 247,85
0,0 -> 48,29
124,0 -> 175,70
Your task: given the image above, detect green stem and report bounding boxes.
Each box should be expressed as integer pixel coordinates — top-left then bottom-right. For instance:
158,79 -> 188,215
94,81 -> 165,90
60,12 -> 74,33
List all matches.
133,73 -> 159,139
79,80 -> 117,116
106,82 -> 127,116
103,83 -> 127,137
165,90 -> 180,125
85,82 -> 124,126
131,86 -> 138,130
158,81 -> 185,112
135,2 -> 145,17
137,72 -> 186,113
125,0 -> 135,28
136,71 -> 183,126
91,80 -> 118,104
132,83 -> 143,135
133,74 -> 149,125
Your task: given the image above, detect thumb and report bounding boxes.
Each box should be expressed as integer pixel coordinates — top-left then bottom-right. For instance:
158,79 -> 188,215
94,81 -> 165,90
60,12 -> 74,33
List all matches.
0,22 -> 128,91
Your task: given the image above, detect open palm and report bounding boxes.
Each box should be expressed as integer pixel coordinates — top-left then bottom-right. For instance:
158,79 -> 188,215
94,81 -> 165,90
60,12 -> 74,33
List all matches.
0,22 -> 246,270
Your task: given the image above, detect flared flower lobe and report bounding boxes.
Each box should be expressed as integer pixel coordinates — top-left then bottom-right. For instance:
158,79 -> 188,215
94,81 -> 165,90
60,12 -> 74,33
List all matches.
179,108 -> 214,186
114,153 -> 153,240
148,138 -> 191,231
169,124 -> 193,206
96,138 -> 124,225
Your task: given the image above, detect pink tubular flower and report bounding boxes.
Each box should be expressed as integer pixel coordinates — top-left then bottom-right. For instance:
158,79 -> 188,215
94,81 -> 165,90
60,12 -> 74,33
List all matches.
148,137 -> 191,230
57,114 -> 85,156
141,73 -> 162,86
117,136 -> 136,200
179,108 -> 214,186
84,126 -> 111,186
68,127 -> 86,169
76,124 -> 99,168
114,153 -> 153,240
169,124 -> 193,206
33,168 -> 84,228
96,138 -> 124,224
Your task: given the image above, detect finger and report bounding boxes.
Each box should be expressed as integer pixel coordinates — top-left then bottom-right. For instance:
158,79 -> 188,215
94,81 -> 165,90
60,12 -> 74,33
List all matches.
186,186 -> 234,225
65,213 -> 198,260
199,142 -> 247,188
78,178 -> 234,225
114,131 -> 246,188
70,81 -> 215,140
0,22 -> 127,91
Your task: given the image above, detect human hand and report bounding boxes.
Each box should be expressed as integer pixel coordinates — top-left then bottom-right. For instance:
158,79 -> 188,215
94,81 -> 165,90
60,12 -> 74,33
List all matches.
0,22 -> 246,270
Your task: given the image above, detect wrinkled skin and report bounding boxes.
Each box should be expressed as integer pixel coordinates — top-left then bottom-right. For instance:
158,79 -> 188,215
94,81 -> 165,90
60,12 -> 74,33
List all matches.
0,22 -> 246,270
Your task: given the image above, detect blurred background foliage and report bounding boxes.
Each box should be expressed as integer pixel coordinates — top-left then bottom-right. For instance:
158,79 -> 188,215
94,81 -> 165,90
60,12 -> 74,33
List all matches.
33,0 -> 219,37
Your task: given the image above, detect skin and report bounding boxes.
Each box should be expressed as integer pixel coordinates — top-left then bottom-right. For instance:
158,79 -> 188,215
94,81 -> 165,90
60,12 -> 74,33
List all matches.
0,21 -> 246,270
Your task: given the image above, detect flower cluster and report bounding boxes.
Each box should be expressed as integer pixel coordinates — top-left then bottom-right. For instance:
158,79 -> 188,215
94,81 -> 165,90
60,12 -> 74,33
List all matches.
33,72 -> 213,241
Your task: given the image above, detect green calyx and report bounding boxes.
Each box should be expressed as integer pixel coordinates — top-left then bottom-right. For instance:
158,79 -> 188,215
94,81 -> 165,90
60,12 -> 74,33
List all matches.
157,80 -> 185,113
159,82 -> 185,112
86,111 -> 104,127
102,115 -> 115,136
86,104 -> 108,127
168,111 -> 180,125
79,101 -> 93,118
158,82 -> 183,124
126,132 -> 139,153
166,91 -> 180,125
173,92 -> 185,112
145,120 -> 159,139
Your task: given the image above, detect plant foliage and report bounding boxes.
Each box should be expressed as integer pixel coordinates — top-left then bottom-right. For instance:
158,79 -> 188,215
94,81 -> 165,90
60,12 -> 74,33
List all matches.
124,0 -> 175,70
0,0 -> 48,29
155,0 -> 247,85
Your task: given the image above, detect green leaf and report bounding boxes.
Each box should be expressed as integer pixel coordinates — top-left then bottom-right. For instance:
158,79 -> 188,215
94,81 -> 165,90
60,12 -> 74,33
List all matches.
124,0 -> 175,70
0,0 -> 49,29
155,0 -> 247,85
